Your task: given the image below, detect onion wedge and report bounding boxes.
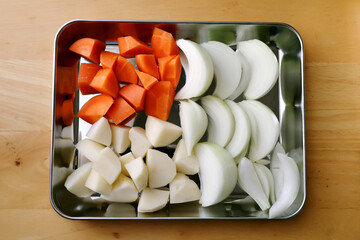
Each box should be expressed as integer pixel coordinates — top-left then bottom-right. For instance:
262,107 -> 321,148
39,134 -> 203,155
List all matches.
270,142 -> 286,200
254,163 -> 275,204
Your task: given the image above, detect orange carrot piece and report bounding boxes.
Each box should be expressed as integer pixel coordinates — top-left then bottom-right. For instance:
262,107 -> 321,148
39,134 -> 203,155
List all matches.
145,81 -> 175,121
106,96 -> 136,125
100,51 -> 119,71
118,84 -> 147,112
77,94 -> 114,124
78,63 -> 101,95
135,70 -> 158,90
69,38 -> 106,64
158,55 -> 182,89
117,36 -> 152,58
135,54 -> 160,79
61,99 -> 74,126
89,69 -> 119,99
115,56 -> 138,84
151,27 -> 179,58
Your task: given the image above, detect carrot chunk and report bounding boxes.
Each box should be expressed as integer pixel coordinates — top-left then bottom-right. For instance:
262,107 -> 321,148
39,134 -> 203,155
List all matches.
118,84 -> 147,112
117,36 -> 152,58
89,69 -> 119,99
145,81 -> 175,121
69,38 -> 106,64
115,56 -> 138,84
61,99 -> 74,126
100,51 -> 119,71
106,96 -> 136,125
158,55 -> 182,89
135,70 -> 158,90
78,63 -> 101,95
135,54 -> 160,79
77,94 -> 114,124
151,27 -> 179,58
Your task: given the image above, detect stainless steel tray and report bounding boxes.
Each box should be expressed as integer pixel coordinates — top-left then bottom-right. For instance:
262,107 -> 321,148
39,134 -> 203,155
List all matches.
50,20 -> 305,219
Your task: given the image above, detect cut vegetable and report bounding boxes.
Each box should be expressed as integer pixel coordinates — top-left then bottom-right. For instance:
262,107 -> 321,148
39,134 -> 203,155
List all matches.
135,69 -> 158,90
174,39 -> 214,100
146,149 -> 176,188
86,117 -> 111,146
101,174 -> 138,203
125,157 -> 148,191
78,63 -> 101,95
194,142 -> 237,207
135,54 -> 160,79
239,100 -> 280,161
169,173 -> 201,204
201,96 -> 234,147
100,51 -> 119,71
110,124 -> 130,154
237,39 -> 279,100
129,127 -> 153,158
115,56 -> 138,84
179,99 -> 208,155
270,142 -> 286,200
158,55 -> 182,89
137,188 -> 169,213
77,94 -> 114,124
201,41 -> 241,99
255,163 -> 276,204
118,84 -> 146,112
119,152 -> 135,177
85,169 -> 112,196
172,139 -> 199,175
269,153 -> 300,218
92,147 -> 121,185
151,27 -> 179,58
106,96 -> 136,125
145,81 -> 175,121
69,38 -> 106,64
64,162 -> 94,198
90,68 -> 119,99
145,116 -> 182,147
75,139 -> 105,162
118,36 -> 152,58
237,157 -> 270,211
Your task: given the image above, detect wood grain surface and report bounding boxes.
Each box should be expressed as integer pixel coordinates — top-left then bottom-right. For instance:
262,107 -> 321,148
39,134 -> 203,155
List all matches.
1,0 -> 359,239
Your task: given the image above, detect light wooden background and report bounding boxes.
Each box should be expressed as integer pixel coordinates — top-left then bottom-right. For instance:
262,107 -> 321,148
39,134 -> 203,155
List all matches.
0,0 -> 359,239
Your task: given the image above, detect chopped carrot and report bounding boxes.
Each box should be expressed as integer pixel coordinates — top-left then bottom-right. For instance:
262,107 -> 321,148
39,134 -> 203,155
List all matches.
89,69 -> 119,99
56,66 -> 78,96
115,56 -> 138,84
69,38 -> 106,64
118,84 -> 147,112
78,63 -> 101,95
151,27 -> 179,58
145,81 -> 175,121
106,96 -> 136,125
77,94 -> 114,124
135,70 -> 158,90
135,54 -> 160,79
100,51 -> 119,71
158,55 -> 182,89
61,99 -> 74,126
117,36 -> 152,58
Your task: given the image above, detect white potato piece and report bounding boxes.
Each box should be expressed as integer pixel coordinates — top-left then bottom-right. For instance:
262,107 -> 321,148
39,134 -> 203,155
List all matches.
137,188 -> 169,213
169,173 -> 201,204
86,117 -> 112,146
145,116 -> 182,147
146,149 -> 177,188
101,174 -> 138,203
64,162 -> 94,197
85,169 -> 112,196
93,147 -> 121,185
172,139 -> 199,175
75,139 -> 105,162
110,124 -> 130,154
119,152 -> 135,177
129,127 -> 153,158
125,157 -> 148,191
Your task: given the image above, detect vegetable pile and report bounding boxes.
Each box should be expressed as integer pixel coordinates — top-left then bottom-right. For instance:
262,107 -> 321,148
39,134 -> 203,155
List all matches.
61,27 -> 301,218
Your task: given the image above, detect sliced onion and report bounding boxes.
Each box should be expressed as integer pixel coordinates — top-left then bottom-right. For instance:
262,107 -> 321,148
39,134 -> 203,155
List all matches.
254,159 -> 271,165
201,41 -> 241,99
179,99 -> 208,155
201,96 -> 235,147
175,39 -> 214,100
270,142 -> 286,200
237,39 -> 279,100
269,153 -> 300,218
239,100 -> 280,161
254,163 -> 275,204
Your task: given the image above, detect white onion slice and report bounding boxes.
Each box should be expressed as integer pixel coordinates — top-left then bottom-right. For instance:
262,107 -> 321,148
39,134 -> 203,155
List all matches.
239,100 -> 280,161
175,39 -> 214,100
237,39 -> 279,100
201,41 -> 241,99
238,157 -> 270,211
195,142 -> 238,207
269,153 -> 300,218
254,163 -> 275,204
270,142 -> 286,200
179,99 -> 208,155
201,96 -> 235,147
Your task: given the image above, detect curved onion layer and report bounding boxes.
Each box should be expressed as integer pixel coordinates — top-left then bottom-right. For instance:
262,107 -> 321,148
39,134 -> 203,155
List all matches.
254,163 -> 275,204
270,142 -> 286,200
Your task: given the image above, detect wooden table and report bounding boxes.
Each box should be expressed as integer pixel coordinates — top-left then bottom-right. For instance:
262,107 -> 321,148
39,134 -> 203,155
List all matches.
1,0 -> 359,239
